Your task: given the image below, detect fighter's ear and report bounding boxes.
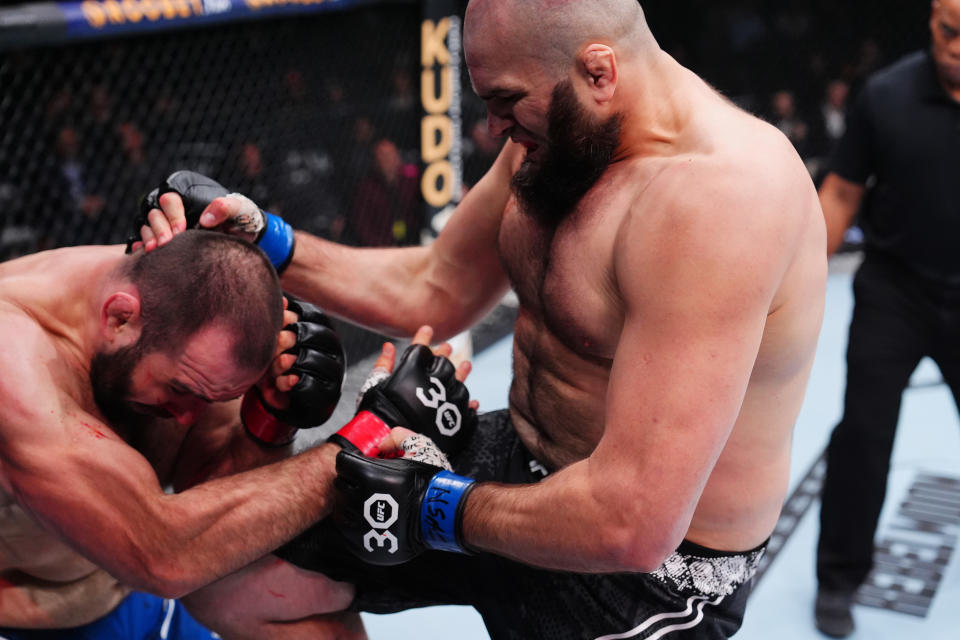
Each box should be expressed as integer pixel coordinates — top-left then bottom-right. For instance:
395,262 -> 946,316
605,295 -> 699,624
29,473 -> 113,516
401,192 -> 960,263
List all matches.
579,44 -> 617,105
101,291 -> 142,348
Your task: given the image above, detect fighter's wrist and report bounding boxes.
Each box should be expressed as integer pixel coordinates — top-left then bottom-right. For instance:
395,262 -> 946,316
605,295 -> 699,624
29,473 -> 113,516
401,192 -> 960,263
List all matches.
240,388 -> 297,447
256,212 -> 296,273
421,471 -> 477,554
329,410 -> 392,457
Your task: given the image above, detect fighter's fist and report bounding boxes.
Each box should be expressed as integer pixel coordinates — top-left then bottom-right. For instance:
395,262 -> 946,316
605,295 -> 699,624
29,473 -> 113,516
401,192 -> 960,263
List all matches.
128,170 -> 296,272
328,344 -> 477,457
333,444 -> 475,565
242,296 -> 345,446
359,344 -> 476,455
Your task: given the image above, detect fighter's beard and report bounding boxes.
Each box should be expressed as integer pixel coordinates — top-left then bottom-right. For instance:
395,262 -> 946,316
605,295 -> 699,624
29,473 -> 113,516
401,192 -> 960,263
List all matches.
90,343 -> 146,430
511,79 -> 622,226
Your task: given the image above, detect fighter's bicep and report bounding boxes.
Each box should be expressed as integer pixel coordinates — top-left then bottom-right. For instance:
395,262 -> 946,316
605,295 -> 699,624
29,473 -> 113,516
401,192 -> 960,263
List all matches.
430,144 -> 515,288
2,404 -> 166,561
599,193 -> 778,480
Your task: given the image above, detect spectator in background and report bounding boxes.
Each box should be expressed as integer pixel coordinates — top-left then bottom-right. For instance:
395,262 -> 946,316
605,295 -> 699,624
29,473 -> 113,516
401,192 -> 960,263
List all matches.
819,79 -> 851,149
804,79 -> 852,183
44,88 -> 74,129
271,70 -> 345,240
89,85 -> 113,130
385,63 -> 419,151
772,0 -> 813,43
815,1 -> 960,636
769,89 -> 813,158
854,37 -> 885,82
0,161 -> 34,262
80,85 -> 124,173
347,138 -> 421,247
115,122 -> 154,196
232,141 -> 276,212
50,126 -> 107,246
337,115 -> 377,195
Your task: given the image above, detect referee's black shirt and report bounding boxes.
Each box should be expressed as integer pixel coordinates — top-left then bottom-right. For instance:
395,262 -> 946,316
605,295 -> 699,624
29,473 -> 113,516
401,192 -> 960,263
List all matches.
829,49 -> 960,285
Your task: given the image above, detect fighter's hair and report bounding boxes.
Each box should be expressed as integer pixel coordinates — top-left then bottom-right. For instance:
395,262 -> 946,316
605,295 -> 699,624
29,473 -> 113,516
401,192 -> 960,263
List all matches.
466,0 -> 655,75
119,230 -> 284,372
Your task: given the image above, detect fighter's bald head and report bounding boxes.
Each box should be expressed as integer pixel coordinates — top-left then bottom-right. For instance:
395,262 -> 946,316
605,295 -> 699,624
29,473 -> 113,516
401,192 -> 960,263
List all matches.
465,0 -> 655,75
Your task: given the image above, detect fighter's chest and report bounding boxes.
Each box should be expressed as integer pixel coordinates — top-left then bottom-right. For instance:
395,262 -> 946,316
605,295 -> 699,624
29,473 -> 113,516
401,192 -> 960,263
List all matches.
497,199 -> 624,359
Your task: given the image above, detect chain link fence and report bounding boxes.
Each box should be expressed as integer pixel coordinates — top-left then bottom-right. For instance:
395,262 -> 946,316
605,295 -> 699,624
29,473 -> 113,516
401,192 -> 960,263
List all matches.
0,0 -> 933,363
647,0 -> 930,183
0,2 -> 434,364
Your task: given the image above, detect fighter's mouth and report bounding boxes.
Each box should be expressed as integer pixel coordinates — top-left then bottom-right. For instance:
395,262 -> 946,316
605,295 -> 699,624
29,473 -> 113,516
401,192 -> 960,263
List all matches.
514,138 -> 540,155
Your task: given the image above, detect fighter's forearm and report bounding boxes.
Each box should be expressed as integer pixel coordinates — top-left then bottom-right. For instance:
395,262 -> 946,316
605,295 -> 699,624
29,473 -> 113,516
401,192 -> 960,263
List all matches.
138,443 -> 341,598
462,461 -> 682,574
281,234 -> 459,338
279,143 -> 519,340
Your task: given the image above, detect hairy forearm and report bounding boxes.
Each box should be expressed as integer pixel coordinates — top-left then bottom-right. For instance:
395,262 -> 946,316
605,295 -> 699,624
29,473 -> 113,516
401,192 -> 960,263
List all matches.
281,234 -> 504,341
280,144 -> 518,340
462,462 -> 678,573
281,236 -> 452,337
137,443 -> 341,598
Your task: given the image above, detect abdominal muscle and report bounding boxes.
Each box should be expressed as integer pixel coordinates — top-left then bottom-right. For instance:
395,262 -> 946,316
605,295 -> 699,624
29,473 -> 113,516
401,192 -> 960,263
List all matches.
508,316 -> 803,554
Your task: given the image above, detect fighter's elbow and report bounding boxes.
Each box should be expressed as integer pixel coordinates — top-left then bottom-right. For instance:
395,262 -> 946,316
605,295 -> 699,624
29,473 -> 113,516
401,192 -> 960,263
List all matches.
600,526 -> 675,573
123,543 -> 197,599
588,502 -> 680,573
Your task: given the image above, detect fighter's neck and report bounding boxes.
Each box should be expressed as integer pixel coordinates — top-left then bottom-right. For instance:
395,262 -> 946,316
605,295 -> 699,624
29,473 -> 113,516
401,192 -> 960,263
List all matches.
3,246 -> 127,367
613,52 -> 700,160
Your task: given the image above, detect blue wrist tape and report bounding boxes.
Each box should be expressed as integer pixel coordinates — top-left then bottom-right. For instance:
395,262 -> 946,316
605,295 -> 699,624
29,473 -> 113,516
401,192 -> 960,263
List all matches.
421,471 -> 475,553
257,212 -> 295,273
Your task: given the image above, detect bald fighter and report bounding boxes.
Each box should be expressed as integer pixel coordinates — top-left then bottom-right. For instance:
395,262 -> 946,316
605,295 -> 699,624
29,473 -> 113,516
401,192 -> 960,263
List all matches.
0,231 -> 475,638
136,1 -> 827,637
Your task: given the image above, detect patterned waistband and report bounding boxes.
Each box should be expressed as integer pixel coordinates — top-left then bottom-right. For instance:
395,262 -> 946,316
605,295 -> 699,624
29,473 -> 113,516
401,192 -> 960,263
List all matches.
649,540 -> 767,599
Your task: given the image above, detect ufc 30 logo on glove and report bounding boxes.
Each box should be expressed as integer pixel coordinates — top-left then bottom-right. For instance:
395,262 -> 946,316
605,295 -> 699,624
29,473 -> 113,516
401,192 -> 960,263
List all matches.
334,447 -> 477,565
341,344 -> 477,456
416,376 -> 462,437
363,493 -> 401,554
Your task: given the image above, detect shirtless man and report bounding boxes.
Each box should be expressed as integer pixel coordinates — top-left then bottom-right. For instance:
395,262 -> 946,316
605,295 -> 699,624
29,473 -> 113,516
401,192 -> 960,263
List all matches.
0,230 -> 475,638
137,1 -> 827,637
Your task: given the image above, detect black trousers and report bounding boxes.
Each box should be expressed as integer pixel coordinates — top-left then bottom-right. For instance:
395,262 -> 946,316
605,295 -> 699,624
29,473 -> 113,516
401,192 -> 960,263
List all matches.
817,252 -> 960,592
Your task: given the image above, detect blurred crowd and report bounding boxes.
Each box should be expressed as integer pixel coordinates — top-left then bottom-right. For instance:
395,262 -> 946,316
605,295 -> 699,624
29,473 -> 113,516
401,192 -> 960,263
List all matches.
0,0 -> 927,262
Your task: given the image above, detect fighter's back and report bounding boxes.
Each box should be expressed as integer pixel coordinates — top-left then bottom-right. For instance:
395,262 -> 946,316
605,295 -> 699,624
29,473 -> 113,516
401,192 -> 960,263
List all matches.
0,247 -> 134,626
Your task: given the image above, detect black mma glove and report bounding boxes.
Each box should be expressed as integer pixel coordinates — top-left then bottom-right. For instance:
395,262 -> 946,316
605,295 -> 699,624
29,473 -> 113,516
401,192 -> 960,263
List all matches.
328,344 -> 477,457
128,170 -> 296,272
333,449 -> 477,565
241,296 -> 345,446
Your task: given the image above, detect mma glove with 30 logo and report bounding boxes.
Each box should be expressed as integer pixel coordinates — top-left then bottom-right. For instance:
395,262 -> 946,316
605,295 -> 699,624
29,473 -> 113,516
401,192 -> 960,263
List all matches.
128,170 -> 296,272
333,449 -> 477,565
328,344 -> 478,457
241,296 -> 346,446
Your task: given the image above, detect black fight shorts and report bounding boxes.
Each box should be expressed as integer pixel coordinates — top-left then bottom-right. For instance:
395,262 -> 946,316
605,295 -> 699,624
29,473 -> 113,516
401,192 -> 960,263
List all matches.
276,410 -> 765,640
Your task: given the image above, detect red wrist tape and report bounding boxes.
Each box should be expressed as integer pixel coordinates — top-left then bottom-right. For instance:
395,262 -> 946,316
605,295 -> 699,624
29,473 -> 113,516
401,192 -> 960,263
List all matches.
335,411 -> 392,456
241,391 -> 297,446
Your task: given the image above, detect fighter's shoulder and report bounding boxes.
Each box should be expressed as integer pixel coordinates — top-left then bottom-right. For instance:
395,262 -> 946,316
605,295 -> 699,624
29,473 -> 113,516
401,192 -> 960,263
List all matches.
0,304 -> 66,430
0,302 -> 58,364
621,136 -> 806,282
648,128 -> 802,222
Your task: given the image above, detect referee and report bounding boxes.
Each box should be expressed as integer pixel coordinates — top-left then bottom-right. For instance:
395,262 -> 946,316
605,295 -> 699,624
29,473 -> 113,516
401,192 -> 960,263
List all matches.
815,0 -> 960,636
